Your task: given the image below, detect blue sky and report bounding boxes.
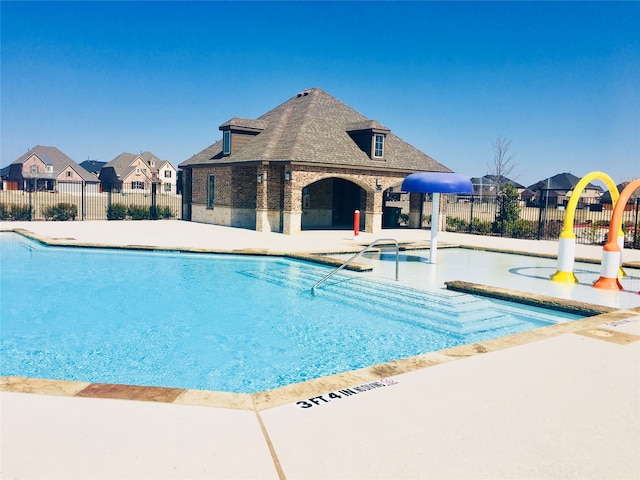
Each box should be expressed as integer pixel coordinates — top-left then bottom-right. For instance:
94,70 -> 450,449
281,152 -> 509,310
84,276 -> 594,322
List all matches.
2,1 -> 638,186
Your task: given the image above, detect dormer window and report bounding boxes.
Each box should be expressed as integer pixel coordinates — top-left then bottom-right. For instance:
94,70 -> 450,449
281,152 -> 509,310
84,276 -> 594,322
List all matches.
346,120 -> 390,160
45,165 -> 53,173
374,134 -> 385,158
223,130 -> 231,155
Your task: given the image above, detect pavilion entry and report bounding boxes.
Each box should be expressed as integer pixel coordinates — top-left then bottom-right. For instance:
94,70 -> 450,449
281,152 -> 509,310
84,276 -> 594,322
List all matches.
301,177 -> 367,230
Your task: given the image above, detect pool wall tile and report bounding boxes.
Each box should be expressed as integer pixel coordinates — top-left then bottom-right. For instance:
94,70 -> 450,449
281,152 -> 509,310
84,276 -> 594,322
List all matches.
75,383 -> 185,402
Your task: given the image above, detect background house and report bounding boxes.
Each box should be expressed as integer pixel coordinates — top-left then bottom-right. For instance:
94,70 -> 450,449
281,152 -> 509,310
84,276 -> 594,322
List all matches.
527,172 -> 603,209
599,182 -> 639,211
5,145 -> 99,193
79,160 -> 106,177
179,87 -> 453,234
99,152 -> 177,194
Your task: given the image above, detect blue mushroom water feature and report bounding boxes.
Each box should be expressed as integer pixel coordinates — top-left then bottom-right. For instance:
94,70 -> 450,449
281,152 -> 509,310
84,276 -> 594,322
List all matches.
401,172 -> 473,264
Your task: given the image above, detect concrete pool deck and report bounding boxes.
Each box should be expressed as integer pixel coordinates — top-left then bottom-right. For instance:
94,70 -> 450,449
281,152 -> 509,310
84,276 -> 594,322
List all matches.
1,220 -> 639,479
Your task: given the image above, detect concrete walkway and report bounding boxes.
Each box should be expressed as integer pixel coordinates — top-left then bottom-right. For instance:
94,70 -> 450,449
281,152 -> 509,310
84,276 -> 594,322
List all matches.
1,221 -> 639,479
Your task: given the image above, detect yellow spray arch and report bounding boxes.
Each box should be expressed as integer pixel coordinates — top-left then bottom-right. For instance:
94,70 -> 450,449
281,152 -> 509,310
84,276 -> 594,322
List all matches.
558,172 -> 620,239
551,171 -> 622,282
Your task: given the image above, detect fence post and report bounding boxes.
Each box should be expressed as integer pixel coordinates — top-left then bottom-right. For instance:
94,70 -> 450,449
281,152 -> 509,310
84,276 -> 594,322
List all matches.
82,181 -> 86,220
468,196 -> 474,233
151,182 -> 158,219
29,179 -> 34,220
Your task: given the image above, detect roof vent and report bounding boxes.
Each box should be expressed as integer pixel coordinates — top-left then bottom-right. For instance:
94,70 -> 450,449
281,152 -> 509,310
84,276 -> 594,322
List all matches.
297,90 -> 310,98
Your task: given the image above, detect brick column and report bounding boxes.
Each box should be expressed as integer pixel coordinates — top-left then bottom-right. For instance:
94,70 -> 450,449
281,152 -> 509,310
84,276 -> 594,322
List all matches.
255,165 -> 269,232
282,172 -> 302,235
365,189 -> 383,233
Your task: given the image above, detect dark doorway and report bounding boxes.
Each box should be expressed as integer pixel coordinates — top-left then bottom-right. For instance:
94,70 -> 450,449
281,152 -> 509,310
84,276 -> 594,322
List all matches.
332,178 -> 361,226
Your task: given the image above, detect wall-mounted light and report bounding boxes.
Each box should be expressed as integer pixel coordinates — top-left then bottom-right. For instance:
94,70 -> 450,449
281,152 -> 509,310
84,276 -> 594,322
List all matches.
376,178 -> 383,187
257,174 -> 263,183
284,172 -> 291,181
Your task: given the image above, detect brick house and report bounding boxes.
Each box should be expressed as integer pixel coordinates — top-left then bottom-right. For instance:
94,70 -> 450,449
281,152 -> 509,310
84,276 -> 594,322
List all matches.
99,152 -> 177,194
179,88 -> 452,234
6,145 -> 99,193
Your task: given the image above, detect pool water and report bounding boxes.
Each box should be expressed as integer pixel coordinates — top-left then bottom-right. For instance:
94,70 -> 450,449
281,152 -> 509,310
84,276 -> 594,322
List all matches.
0,232 -> 579,393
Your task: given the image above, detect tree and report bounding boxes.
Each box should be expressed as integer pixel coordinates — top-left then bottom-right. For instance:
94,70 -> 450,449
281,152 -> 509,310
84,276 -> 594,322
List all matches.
492,183 -> 523,236
488,136 -> 517,193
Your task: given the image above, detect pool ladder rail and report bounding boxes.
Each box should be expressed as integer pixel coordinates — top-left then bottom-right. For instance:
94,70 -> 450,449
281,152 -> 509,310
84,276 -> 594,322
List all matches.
311,238 -> 400,294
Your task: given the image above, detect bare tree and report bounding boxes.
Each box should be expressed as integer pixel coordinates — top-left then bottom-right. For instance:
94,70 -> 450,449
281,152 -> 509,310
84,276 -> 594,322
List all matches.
488,136 -> 517,193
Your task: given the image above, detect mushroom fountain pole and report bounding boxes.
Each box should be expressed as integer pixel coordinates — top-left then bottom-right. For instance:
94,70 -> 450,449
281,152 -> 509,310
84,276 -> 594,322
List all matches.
401,172 -> 473,264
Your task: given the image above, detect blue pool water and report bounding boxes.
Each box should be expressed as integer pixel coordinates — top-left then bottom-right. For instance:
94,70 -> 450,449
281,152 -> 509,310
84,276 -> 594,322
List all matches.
0,232 -> 580,393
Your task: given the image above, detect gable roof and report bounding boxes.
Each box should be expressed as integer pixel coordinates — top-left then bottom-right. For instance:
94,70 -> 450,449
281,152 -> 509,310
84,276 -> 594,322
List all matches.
180,88 -> 450,173
11,145 -> 97,182
528,172 -> 603,192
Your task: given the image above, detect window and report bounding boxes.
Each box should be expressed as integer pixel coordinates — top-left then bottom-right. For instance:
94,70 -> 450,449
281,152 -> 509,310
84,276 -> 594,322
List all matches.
223,131 -> 231,155
164,170 -> 172,178
135,167 -> 141,174
207,175 -> 215,208
45,165 -> 53,173
374,134 -> 385,158
131,181 -> 144,189
66,171 -> 72,177
164,183 -> 172,192
30,165 -> 37,173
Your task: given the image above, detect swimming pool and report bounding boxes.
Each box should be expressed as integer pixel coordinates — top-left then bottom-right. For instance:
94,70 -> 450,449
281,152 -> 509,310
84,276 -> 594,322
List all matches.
0,232 -> 580,394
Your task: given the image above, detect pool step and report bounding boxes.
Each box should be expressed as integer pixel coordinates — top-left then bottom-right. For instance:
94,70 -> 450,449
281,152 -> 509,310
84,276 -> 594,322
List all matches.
240,267 -> 548,339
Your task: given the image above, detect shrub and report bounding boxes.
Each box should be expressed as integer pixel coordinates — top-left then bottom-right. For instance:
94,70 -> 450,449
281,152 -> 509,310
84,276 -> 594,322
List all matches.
446,216 -> 468,232
0,203 -> 9,220
156,205 -> 174,219
107,203 -> 127,220
42,203 -> 77,221
127,205 -> 151,220
10,204 -> 32,221
469,218 -> 492,235
508,219 -> 537,239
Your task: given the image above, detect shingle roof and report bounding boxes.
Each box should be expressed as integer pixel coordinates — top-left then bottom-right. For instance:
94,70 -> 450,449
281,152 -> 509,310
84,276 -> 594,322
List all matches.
600,182 -> 638,203
11,145 -> 97,182
79,160 -> 106,174
528,172 -> 603,192
180,88 -> 450,173
482,175 -> 525,189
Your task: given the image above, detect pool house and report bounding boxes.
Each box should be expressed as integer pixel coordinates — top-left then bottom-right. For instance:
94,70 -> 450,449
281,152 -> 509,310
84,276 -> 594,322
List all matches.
179,87 -> 453,234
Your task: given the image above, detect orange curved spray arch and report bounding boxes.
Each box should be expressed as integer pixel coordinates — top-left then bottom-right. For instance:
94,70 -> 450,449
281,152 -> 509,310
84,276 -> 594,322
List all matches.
594,178 -> 640,291
551,172 -> 621,283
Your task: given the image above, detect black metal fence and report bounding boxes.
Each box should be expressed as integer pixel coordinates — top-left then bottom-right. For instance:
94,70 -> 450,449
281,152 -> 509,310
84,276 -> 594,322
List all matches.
0,181 -> 182,221
438,194 -> 639,249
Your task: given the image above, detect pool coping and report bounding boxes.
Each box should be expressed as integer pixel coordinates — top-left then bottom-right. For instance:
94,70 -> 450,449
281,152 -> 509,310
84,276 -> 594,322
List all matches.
2,227 -> 639,412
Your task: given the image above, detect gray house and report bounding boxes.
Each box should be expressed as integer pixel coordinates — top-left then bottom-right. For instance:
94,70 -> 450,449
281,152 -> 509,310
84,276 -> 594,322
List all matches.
180,88 -> 452,234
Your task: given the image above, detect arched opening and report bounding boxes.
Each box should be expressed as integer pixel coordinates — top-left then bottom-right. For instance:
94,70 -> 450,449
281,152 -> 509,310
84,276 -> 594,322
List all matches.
301,177 -> 367,230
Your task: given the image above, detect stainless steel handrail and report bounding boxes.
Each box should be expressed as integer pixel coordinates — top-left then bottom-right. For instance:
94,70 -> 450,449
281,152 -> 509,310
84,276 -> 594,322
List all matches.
311,238 -> 399,294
